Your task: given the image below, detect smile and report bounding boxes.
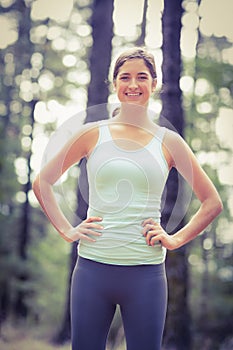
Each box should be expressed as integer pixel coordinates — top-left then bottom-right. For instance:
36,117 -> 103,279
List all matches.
125,92 -> 142,96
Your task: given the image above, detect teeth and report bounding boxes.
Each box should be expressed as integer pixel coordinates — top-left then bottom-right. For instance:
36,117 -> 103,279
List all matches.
126,93 -> 141,96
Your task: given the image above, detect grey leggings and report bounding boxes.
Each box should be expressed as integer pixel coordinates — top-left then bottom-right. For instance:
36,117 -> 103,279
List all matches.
71,257 -> 167,350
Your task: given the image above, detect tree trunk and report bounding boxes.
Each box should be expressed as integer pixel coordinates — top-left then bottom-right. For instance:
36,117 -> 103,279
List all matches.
135,0 -> 148,46
54,0 -> 114,343
160,0 -> 192,349
12,0 -> 37,320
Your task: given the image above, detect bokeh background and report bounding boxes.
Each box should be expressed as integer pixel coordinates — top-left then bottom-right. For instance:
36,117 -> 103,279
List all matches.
0,0 -> 232,349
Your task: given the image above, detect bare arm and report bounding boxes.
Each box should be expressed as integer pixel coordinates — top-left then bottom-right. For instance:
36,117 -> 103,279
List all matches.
32,123 -> 103,242
143,130 -> 223,249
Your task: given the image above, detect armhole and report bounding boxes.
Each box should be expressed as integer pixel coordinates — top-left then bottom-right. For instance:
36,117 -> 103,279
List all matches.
162,128 -> 179,171
85,124 -> 101,160
159,127 -> 170,172
86,122 -> 111,160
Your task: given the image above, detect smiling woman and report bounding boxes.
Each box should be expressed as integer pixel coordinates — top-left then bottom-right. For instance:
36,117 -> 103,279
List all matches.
33,47 -> 222,350
112,48 -> 157,107
113,59 -> 156,106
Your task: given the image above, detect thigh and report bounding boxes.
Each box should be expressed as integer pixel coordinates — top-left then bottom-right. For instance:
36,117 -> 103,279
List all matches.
71,259 -> 116,350
120,264 -> 167,350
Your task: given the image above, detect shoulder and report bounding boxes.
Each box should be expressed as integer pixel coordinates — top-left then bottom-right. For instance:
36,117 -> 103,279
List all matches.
71,121 -> 100,144
79,121 -> 100,135
162,128 -> 195,169
163,127 -> 183,143
61,121 -> 101,160
163,128 -> 190,152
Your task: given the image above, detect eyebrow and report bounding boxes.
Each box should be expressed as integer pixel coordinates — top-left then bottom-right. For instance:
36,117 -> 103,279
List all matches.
138,72 -> 150,76
119,72 -> 150,76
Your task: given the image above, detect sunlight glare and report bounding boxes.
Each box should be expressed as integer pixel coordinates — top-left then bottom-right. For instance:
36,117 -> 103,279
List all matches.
76,24 -> 92,37
194,78 -> 213,96
181,27 -> 198,58
38,72 -> 55,91
63,54 -> 77,67
215,107 -> 233,150
0,15 -> 18,49
15,191 -> 27,204
222,47 -> 233,65
66,36 -> 82,52
218,160 -> 233,186
180,76 -> 194,93
31,0 -> 73,22
199,0 -> 233,42
52,37 -> 66,51
145,0 -> 163,49
113,0 -> 144,36
34,101 -> 56,124
196,102 -> 212,114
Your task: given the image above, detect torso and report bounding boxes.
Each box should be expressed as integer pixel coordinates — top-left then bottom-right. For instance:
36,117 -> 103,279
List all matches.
85,120 -> 173,169
79,122 -> 169,265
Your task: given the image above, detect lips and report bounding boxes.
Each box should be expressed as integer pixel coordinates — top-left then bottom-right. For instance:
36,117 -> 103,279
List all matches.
125,92 -> 142,96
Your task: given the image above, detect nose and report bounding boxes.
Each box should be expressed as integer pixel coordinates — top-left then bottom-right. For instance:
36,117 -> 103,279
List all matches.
128,78 -> 138,89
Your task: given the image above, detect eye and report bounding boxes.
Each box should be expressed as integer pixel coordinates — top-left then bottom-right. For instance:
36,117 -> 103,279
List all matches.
138,75 -> 148,81
120,76 -> 129,81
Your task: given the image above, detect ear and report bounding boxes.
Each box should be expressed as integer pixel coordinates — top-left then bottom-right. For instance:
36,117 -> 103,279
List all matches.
152,79 -> 157,92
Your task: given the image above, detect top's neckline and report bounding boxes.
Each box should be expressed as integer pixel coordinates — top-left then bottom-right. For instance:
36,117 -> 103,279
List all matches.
104,124 -> 162,153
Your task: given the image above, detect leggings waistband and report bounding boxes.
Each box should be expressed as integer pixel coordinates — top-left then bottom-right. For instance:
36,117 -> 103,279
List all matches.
77,256 -> 166,276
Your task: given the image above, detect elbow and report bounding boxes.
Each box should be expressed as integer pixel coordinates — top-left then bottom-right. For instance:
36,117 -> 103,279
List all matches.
32,176 -> 40,197
32,175 -> 53,200
32,175 -> 45,198
216,198 -> 224,216
202,194 -> 223,222
211,195 -> 223,218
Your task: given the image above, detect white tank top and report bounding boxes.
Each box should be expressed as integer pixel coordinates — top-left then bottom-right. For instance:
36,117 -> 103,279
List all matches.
78,122 -> 169,265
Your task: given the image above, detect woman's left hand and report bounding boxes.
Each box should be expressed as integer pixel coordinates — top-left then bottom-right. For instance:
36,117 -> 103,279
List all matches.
142,218 -> 178,250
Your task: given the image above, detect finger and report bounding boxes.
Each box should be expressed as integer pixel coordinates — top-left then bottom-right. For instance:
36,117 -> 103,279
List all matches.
150,235 -> 162,246
68,231 -> 97,242
79,233 -> 97,242
85,222 -> 104,230
86,216 -> 103,223
142,218 -> 156,226
81,228 -> 103,236
145,230 -> 162,245
142,224 -> 154,236
145,230 -> 156,245
144,231 -> 159,246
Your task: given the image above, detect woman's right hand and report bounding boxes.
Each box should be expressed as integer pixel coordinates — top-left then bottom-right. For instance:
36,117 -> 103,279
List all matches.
65,216 -> 104,243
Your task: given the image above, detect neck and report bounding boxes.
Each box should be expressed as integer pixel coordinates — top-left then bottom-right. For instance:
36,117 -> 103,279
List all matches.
114,103 -> 152,128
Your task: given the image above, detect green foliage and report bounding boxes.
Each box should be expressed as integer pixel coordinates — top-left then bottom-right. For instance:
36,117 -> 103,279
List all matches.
0,0 -> 91,326
182,33 -> 233,349
190,257 -> 233,349
0,325 -> 71,350
28,228 -> 70,328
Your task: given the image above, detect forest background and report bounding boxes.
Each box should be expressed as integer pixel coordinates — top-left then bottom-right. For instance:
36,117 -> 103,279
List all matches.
0,0 -> 233,349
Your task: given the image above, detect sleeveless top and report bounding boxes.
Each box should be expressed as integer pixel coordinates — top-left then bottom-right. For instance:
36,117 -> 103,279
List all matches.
78,123 -> 169,265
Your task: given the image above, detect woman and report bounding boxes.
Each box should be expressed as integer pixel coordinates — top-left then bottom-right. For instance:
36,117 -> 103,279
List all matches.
33,48 -> 223,350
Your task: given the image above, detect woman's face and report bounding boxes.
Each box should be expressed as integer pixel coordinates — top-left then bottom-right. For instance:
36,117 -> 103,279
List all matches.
114,58 -> 156,107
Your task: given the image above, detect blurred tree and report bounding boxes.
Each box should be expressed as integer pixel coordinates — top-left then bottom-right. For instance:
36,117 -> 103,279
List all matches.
0,50 -> 15,330
160,0 -> 191,349
135,0 -> 148,47
10,0 -> 37,320
54,0 -> 114,343
0,1 -> 21,327
0,0 -> 37,322
183,18 -> 233,348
